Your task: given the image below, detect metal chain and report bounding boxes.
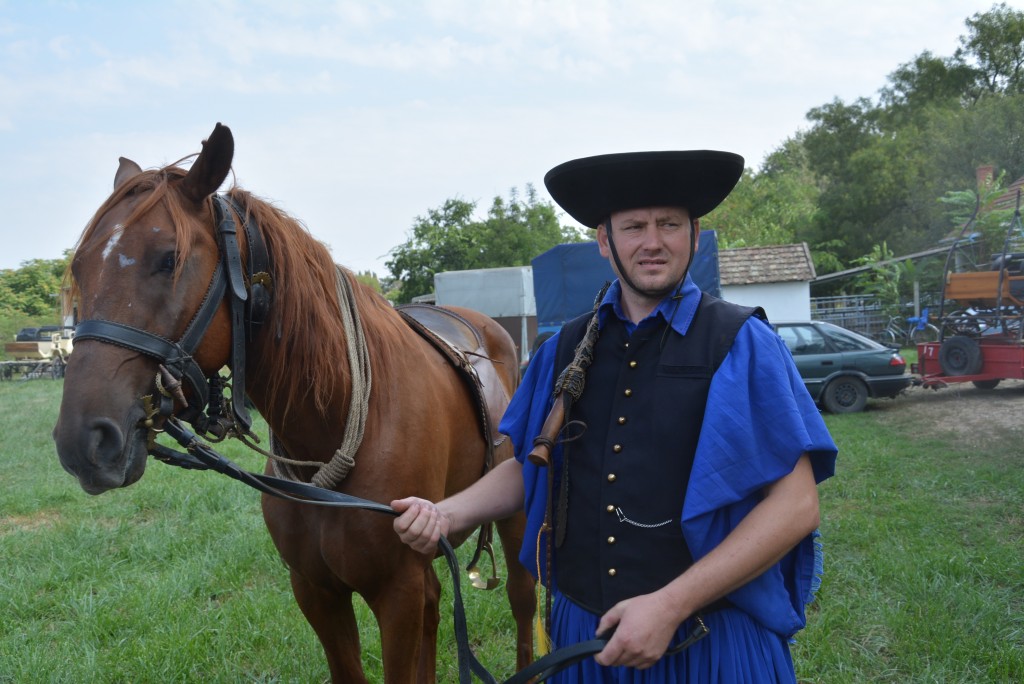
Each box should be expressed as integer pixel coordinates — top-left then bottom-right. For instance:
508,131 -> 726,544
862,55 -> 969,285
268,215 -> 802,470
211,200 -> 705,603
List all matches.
615,507 -> 672,529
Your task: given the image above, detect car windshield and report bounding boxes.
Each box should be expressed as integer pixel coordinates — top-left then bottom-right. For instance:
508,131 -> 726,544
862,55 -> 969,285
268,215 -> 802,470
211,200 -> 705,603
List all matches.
818,322 -> 887,351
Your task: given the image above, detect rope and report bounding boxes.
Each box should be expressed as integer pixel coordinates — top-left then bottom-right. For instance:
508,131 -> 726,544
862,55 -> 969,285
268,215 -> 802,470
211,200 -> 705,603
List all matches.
552,308 -> 601,402
306,266 -> 372,489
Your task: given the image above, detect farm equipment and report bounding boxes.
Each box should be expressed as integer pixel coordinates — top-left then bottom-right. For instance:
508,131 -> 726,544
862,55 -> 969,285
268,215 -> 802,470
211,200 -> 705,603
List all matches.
1,327 -> 74,380
914,195 -> 1024,389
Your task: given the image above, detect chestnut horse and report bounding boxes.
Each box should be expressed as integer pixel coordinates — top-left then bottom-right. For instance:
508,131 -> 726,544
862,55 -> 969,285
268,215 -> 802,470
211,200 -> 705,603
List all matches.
53,123 -> 534,682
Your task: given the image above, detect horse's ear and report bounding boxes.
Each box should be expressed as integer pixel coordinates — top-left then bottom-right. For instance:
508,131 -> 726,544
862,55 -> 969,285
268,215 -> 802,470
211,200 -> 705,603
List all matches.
114,157 -> 143,190
180,123 -> 234,206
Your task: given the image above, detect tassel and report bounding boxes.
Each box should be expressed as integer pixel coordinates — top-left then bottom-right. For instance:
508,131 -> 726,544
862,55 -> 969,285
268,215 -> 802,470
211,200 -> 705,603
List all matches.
536,606 -> 552,655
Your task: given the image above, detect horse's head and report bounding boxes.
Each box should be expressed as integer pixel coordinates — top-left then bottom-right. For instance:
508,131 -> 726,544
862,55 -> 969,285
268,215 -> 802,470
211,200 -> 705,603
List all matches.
54,124 -> 238,494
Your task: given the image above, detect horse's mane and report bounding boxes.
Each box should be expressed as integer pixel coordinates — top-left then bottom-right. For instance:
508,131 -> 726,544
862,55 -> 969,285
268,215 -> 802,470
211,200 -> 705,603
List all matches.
225,186 -> 408,422
70,161 -> 408,425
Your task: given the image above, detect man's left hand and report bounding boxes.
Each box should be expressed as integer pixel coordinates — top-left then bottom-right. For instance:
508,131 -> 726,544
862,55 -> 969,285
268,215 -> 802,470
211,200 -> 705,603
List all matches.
593,592 -> 683,669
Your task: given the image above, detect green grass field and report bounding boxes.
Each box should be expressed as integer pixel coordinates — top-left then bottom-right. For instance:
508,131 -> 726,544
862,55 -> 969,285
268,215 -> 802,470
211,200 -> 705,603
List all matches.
1,379 -> 1022,683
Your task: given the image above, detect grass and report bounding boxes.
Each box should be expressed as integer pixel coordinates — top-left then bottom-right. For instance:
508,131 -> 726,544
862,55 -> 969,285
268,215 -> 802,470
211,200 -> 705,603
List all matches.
1,379 -> 1022,682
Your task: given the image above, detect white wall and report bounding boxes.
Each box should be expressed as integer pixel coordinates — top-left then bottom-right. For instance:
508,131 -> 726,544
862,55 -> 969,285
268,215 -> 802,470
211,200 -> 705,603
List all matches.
720,281 -> 811,322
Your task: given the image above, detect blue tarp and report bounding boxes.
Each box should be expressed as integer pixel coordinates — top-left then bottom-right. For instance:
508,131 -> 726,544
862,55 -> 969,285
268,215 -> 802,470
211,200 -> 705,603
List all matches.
531,230 -> 721,330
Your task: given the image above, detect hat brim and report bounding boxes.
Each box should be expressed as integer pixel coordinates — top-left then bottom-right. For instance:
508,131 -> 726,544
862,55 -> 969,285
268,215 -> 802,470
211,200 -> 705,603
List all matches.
543,150 -> 744,227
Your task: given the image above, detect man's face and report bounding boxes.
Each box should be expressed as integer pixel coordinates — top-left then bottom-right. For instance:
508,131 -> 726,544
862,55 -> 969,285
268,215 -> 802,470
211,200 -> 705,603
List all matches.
597,205 -> 699,303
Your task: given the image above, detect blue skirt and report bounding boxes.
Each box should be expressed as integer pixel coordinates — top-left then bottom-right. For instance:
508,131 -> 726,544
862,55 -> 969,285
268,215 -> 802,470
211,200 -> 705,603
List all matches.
548,591 -> 796,683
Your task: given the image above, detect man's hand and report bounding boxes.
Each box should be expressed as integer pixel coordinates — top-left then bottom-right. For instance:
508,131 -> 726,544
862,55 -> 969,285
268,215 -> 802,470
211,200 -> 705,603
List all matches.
593,592 -> 684,669
391,497 -> 452,555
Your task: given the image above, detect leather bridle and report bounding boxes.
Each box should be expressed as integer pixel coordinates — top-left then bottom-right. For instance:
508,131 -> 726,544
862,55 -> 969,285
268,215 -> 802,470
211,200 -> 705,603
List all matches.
73,194 -> 271,441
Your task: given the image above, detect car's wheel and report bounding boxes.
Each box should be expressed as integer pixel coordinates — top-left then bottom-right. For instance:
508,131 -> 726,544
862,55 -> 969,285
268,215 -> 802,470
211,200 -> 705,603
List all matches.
822,376 -> 868,414
972,379 -> 1000,390
938,335 -> 983,376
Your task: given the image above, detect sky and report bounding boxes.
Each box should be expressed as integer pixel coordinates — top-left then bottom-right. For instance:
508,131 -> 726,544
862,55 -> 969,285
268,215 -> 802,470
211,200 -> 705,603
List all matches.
2,0 -> 1022,277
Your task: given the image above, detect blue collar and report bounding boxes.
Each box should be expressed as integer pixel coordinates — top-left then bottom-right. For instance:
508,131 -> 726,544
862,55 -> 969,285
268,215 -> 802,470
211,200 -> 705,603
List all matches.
597,275 -> 703,336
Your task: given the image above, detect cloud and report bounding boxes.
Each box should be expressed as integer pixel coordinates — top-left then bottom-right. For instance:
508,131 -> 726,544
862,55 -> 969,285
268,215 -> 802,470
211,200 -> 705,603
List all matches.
0,0 -> 1020,275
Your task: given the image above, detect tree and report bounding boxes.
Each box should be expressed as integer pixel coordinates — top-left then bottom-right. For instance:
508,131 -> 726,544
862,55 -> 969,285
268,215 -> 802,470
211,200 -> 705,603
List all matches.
958,2 -> 1024,96
710,136 -> 820,249
385,185 -> 585,304
352,270 -> 383,294
0,256 -> 70,318
878,51 -> 976,125
938,171 -> 1016,266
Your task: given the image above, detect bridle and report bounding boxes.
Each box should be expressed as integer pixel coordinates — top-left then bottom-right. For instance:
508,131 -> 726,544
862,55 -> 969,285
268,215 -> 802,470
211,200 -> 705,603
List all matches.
68,192 -> 704,681
73,194 -> 272,442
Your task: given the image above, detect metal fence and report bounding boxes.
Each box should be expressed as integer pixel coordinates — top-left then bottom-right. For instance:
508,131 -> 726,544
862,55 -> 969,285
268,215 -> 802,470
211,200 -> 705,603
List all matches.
810,294 -> 887,339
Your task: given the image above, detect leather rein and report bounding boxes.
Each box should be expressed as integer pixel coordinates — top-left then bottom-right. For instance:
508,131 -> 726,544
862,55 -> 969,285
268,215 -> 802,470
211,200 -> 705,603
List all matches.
67,193 -> 611,682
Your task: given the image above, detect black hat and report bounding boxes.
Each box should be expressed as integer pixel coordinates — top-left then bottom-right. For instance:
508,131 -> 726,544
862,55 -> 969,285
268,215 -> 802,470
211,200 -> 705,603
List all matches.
543,150 -> 744,227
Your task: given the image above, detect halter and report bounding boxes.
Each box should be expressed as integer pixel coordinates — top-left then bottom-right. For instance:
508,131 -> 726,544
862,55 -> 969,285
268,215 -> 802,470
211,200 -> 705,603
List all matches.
73,194 -> 272,442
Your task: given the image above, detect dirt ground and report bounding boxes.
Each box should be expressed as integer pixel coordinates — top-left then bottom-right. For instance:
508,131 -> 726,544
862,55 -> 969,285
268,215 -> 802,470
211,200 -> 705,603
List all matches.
865,377 -> 1024,439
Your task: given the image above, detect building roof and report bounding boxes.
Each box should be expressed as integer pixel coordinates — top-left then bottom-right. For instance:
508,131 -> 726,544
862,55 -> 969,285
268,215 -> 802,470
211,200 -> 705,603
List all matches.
719,243 -> 816,286
993,175 -> 1024,211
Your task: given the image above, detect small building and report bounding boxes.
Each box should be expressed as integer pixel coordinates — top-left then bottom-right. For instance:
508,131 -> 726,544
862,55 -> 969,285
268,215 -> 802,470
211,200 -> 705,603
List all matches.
719,243 -> 816,321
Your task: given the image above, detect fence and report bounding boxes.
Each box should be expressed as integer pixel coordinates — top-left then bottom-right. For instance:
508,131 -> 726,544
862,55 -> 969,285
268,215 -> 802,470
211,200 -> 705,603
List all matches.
810,294 -> 887,338
811,292 -> 945,340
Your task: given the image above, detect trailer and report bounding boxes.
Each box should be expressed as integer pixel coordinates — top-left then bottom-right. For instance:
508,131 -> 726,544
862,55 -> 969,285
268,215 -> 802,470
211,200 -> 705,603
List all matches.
913,198 -> 1024,389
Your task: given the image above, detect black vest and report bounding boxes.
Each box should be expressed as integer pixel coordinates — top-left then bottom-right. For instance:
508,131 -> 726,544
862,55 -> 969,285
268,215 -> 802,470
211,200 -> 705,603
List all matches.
554,293 -> 762,613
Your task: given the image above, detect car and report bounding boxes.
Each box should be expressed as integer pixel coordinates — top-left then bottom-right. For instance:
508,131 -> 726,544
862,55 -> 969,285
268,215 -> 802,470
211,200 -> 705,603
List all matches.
14,327 -> 40,341
773,320 -> 912,414
14,326 -> 67,342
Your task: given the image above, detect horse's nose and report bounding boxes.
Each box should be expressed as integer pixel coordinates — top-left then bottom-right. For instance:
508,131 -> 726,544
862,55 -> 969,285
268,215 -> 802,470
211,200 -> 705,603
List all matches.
56,417 -> 128,493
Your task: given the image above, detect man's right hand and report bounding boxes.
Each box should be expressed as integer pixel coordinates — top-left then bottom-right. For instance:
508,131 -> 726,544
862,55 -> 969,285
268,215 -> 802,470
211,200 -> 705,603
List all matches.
391,497 -> 453,555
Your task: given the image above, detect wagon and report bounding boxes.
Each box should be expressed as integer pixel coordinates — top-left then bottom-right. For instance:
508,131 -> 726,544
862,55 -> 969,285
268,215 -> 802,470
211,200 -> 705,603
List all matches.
1,328 -> 74,380
914,198 -> 1024,389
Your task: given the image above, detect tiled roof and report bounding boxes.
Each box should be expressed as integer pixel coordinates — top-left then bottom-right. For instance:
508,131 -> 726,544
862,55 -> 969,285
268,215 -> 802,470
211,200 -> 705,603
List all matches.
993,175 -> 1024,211
719,243 -> 816,286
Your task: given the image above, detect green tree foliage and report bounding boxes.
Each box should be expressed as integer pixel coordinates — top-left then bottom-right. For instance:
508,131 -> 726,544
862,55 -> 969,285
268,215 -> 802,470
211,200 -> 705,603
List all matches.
352,270 -> 383,294
938,171 -> 1016,264
958,2 -> 1024,96
385,185 -> 585,303
784,3 -> 1024,280
851,242 -> 903,316
0,256 -> 70,318
711,137 -> 820,249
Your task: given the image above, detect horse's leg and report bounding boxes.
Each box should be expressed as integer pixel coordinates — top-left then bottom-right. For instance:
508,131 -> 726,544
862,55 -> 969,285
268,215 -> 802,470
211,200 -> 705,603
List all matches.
289,570 -> 368,684
366,559 -> 440,684
495,511 -> 536,671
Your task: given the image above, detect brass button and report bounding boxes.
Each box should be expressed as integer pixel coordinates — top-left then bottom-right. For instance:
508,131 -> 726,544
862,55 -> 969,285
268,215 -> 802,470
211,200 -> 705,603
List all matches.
624,388 -> 632,397
612,444 -> 622,453
607,473 -> 617,482
617,416 -> 626,425
629,360 -> 638,368
607,536 -> 616,544
606,504 -> 615,513
608,568 -> 617,577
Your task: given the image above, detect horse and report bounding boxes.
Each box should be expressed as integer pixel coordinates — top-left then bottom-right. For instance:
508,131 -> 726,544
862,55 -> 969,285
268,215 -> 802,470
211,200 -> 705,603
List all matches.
53,123 -> 535,683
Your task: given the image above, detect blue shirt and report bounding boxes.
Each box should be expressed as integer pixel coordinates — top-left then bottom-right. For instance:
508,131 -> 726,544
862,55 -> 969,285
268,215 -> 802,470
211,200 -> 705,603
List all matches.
500,275 -> 838,638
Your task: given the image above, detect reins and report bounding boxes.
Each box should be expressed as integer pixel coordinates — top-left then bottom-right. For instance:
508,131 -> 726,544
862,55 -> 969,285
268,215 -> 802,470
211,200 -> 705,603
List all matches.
151,414 -> 613,684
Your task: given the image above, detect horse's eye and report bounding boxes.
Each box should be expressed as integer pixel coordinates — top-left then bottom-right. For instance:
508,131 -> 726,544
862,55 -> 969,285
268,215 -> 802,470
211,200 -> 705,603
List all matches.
158,251 -> 177,273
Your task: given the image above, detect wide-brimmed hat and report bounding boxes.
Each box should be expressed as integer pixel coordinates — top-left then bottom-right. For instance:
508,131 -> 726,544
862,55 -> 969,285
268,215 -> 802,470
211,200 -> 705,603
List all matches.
543,150 -> 744,227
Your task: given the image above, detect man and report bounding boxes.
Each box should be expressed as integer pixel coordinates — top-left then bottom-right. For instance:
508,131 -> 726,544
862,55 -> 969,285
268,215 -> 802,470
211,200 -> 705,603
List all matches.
393,151 -> 837,682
